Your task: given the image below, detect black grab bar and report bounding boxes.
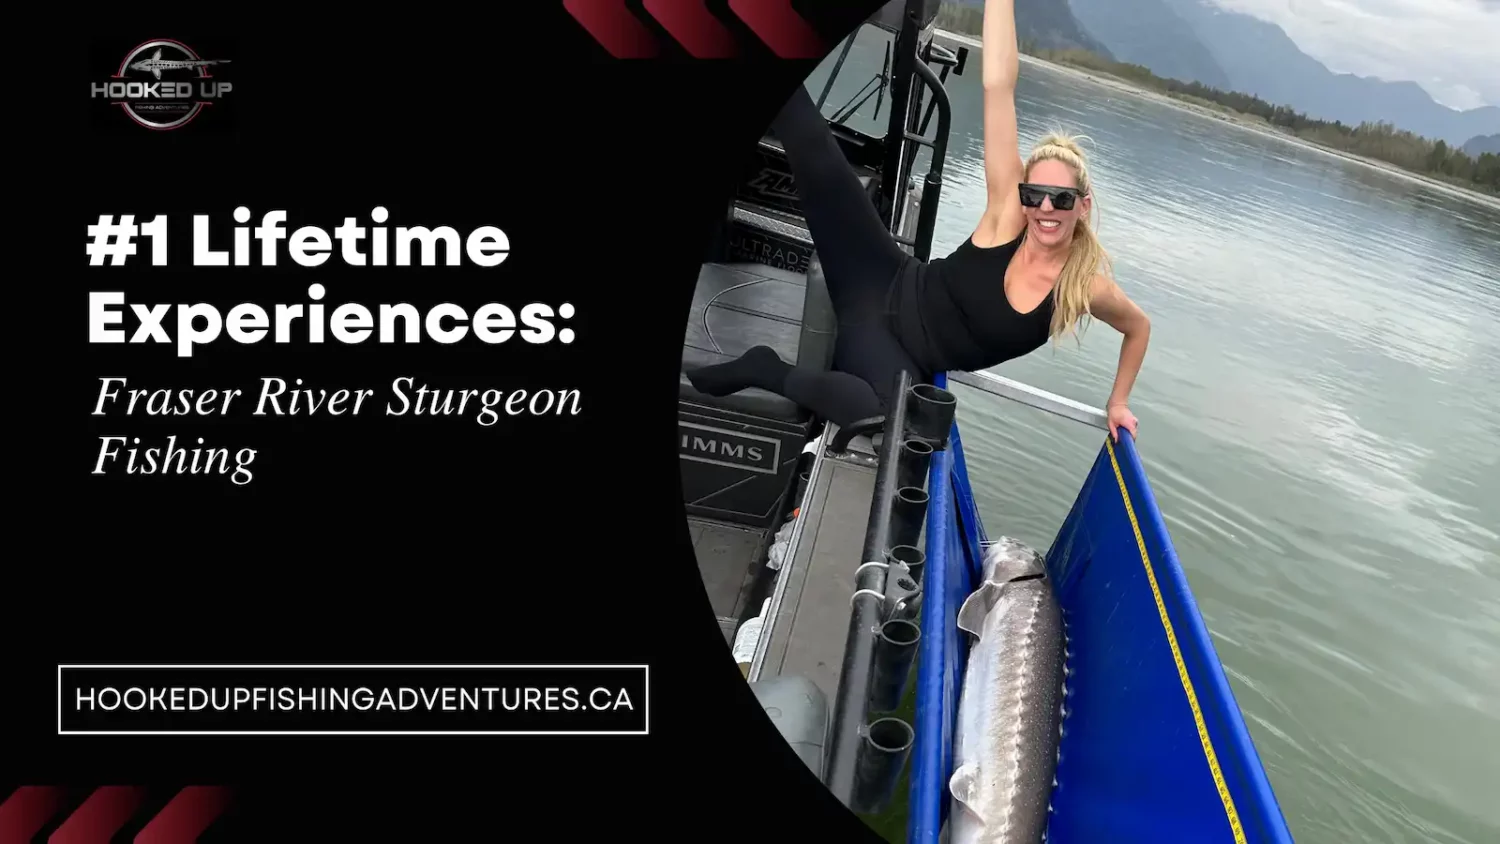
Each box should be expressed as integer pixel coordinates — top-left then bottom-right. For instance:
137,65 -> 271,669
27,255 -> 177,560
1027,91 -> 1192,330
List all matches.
907,56 -> 952,262
887,49 -> 954,262
876,3 -> 925,230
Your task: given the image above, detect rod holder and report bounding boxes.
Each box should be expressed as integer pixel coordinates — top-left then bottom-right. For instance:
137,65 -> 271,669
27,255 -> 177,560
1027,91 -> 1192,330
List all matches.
896,437 -> 934,491
850,717 -> 916,815
869,619 -> 921,712
826,369 -> 914,807
883,571 -> 922,622
906,383 -> 957,447
886,544 -> 925,583
890,486 -> 929,550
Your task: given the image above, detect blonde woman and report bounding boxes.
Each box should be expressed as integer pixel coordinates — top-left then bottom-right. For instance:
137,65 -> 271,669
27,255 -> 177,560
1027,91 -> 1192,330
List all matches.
687,0 -> 1150,442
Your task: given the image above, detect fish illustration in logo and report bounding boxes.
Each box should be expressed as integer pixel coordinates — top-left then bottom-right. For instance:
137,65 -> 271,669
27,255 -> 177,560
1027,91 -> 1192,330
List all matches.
129,47 -> 229,79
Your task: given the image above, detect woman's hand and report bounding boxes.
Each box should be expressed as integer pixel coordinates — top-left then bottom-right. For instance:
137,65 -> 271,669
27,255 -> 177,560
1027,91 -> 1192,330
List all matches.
1107,403 -> 1138,442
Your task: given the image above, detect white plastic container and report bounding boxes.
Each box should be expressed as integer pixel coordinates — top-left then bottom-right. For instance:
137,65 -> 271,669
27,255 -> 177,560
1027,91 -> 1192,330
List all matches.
731,598 -> 772,676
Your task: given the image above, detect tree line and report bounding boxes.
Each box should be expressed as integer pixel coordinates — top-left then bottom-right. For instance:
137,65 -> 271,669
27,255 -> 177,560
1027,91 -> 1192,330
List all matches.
933,3 -> 1498,194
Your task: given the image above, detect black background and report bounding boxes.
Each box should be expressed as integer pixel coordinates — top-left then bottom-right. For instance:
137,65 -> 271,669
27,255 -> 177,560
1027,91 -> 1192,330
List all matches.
10,2 -> 892,841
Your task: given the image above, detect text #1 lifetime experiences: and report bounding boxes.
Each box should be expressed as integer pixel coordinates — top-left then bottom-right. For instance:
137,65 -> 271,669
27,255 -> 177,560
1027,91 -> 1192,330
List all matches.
85,208 -> 582,487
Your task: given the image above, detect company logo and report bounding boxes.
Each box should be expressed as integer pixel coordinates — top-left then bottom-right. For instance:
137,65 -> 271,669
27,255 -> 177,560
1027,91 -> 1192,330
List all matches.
90,39 -> 232,130
727,230 -> 811,274
746,167 -> 798,203
679,422 -> 780,474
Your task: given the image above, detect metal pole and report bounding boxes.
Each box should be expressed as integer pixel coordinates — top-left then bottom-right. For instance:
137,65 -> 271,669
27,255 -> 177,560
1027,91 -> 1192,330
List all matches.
877,5 -> 922,228
908,58 -> 952,262
946,370 -> 1109,429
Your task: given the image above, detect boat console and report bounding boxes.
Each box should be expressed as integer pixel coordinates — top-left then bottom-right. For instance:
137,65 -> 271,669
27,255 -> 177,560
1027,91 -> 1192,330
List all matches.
679,140 -> 851,525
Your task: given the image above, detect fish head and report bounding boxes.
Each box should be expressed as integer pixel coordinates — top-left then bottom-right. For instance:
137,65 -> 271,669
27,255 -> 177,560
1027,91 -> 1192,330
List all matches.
980,536 -> 1047,583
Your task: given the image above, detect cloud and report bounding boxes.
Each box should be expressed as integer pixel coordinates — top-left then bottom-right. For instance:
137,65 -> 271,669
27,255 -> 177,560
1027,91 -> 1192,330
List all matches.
1207,0 -> 1500,109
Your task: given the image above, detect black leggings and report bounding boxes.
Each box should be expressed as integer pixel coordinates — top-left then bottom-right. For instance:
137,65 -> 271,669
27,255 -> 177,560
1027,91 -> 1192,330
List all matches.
685,85 -> 925,428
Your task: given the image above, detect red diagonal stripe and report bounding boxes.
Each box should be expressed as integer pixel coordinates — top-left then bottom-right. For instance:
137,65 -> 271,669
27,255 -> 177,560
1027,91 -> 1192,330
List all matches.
48,786 -> 146,844
642,0 -> 738,58
0,787 -> 65,844
133,787 -> 230,844
563,0 -> 660,59
728,0 -> 826,59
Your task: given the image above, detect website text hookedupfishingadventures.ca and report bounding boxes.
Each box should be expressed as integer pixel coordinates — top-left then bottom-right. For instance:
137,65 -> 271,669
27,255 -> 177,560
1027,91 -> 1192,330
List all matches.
71,684 -> 636,714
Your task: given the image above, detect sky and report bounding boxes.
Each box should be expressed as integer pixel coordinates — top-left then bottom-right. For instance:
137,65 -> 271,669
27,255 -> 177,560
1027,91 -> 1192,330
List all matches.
1208,0 -> 1500,110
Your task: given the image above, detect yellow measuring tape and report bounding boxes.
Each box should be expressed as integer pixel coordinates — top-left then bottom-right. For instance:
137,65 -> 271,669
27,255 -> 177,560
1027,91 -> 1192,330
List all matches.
1106,437 -> 1246,844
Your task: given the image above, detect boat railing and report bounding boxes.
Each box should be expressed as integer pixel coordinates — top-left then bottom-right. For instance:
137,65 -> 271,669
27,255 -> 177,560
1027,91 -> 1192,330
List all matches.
881,11 -> 955,262
818,369 -> 954,811
898,56 -> 953,262
876,0 -> 927,236
947,369 -> 1108,430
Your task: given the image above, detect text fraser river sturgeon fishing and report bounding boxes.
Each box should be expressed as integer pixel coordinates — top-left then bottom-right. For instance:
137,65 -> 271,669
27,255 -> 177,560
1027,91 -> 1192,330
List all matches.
90,376 -> 583,486
92,376 -> 583,423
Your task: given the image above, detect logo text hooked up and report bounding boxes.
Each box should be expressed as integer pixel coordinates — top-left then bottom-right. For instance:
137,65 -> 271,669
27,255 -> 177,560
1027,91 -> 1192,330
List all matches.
90,39 -> 232,130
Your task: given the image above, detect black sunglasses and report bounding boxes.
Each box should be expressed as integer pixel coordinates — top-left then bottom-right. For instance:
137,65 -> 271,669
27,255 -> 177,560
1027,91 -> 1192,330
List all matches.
1019,183 -> 1084,211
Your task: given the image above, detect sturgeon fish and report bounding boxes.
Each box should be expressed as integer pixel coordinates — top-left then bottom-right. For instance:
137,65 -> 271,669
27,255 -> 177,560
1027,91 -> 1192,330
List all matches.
948,537 -> 1067,844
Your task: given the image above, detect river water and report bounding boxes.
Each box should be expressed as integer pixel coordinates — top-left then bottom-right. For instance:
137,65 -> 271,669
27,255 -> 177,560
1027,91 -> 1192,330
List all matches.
807,27 -> 1500,844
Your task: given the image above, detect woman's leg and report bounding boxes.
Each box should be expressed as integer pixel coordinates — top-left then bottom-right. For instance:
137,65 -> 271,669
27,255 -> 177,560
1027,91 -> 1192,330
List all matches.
686,84 -> 919,425
686,345 -> 883,427
770,84 -> 909,311
687,317 -> 925,430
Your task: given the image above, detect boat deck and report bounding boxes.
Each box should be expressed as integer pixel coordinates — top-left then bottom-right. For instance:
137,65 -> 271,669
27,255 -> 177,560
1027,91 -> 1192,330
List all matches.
688,517 -> 767,644
688,431 -> 882,707
679,247 -> 882,697
752,434 -> 880,703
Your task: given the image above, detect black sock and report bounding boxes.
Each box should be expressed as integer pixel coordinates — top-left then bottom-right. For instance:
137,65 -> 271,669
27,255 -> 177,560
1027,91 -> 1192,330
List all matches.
686,346 -> 791,396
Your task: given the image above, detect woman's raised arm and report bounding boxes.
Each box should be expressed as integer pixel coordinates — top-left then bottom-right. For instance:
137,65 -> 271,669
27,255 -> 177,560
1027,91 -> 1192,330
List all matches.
975,0 -> 1026,246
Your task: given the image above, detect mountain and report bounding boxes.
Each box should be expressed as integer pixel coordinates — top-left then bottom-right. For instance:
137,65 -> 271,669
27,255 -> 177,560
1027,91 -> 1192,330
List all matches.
1014,0 -> 1113,56
943,1 -> 1498,147
1158,0 -> 1499,146
1462,134 -> 1500,157
1067,0 -> 1231,90
941,0 -> 1114,57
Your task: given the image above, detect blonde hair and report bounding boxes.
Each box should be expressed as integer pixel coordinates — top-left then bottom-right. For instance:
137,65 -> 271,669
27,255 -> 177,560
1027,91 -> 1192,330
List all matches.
1024,130 -> 1112,345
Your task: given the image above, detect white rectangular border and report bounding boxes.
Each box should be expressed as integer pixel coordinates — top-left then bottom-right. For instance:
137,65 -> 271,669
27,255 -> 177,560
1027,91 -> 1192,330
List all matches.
678,420 -> 783,474
57,664 -> 650,736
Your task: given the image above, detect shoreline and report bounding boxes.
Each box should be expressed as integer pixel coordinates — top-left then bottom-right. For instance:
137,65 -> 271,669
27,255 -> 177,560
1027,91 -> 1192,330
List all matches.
932,29 -> 1500,210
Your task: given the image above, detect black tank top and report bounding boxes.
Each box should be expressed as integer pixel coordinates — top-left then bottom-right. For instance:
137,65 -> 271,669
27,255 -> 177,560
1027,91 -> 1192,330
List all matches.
889,232 -> 1054,374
